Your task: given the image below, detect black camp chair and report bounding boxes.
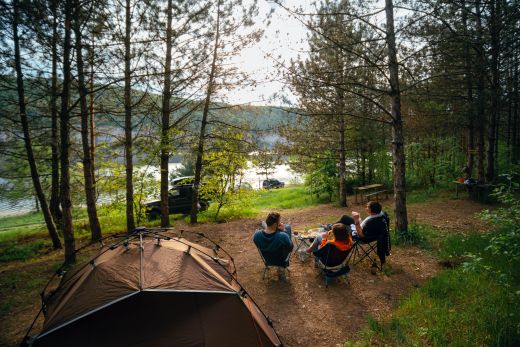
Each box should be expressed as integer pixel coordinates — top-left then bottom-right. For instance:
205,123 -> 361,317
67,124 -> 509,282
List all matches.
348,213 -> 391,272
313,243 -> 351,287
255,244 -> 292,282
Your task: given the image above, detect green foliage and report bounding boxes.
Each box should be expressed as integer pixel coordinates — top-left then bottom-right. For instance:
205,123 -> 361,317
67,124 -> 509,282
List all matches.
392,220 -> 428,247
406,138 -> 466,190
469,184 -> 520,284
200,130 -> 251,221
304,159 -> 337,202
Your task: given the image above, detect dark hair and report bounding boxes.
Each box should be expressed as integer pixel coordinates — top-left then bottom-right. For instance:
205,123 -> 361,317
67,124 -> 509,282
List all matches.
265,212 -> 281,227
331,223 -> 348,241
367,201 -> 382,214
337,215 -> 354,226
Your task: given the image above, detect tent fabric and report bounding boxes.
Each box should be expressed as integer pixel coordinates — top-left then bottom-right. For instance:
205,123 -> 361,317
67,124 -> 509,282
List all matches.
35,292 -> 276,347
32,233 -> 281,347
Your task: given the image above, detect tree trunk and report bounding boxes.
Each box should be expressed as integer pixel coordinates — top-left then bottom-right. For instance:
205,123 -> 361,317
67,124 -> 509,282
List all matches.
160,0 -> 174,228
338,114 -> 347,207
385,0 -> 408,233
74,2 -> 102,241
49,0 -> 61,225
191,0 -> 221,224
12,0 -> 62,249
462,0 -> 475,177
89,40 -> 96,181
486,0 -> 500,182
513,47 -> 519,164
124,0 -> 135,232
60,0 -> 76,262
475,0 -> 486,182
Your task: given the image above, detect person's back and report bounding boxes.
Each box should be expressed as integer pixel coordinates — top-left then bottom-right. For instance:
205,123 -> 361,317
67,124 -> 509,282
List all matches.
360,213 -> 388,242
253,228 -> 292,253
253,212 -> 293,267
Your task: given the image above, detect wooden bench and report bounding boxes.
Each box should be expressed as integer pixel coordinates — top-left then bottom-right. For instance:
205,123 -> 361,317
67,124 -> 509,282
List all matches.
363,190 -> 388,202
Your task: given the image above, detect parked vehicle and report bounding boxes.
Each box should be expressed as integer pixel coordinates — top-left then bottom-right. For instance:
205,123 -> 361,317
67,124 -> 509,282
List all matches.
145,183 -> 209,219
171,176 -> 195,187
262,179 -> 285,189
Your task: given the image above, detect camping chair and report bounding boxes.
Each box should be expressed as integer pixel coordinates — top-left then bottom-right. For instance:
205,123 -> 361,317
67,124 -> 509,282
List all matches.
255,245 -> 292,282
313,243 -> 351,287
347,214 -> 391,272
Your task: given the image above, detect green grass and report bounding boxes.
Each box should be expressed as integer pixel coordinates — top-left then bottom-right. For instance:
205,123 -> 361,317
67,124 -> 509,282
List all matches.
406,187 -> 442,204
187,186 -> 331,223
0,211 -> 45,229
252,186 -> 332,209
347,227 -> 520,347
0,240 -> 51,262
348,270 -> 520,347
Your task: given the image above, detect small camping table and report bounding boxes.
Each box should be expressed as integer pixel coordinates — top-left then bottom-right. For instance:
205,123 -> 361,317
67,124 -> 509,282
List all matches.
293,228 -> 323,262
354,184 -> 384,204
453,180 -> 465,198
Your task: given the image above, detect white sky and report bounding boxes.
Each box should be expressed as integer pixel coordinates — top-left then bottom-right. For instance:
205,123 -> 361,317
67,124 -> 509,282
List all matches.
227,1 -> 311,106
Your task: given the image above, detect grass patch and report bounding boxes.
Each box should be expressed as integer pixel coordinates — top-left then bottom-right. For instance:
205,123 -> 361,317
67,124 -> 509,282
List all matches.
0,240 -> 51,262
407,187 -> 439,204
348,225 -> 520,347
348,270 -> 520,347
184,186 -> 329,223
253,186 -> 331,210
0,211 -> 45,229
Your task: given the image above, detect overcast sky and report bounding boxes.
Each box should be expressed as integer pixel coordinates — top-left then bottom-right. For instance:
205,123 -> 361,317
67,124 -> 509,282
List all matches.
227,1 -> 311,106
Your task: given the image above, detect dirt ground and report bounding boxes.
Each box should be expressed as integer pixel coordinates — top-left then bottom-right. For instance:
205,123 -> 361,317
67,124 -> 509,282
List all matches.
1,197 -> 490,347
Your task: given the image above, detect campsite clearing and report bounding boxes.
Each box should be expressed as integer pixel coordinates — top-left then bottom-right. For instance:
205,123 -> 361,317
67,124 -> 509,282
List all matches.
0,198 -> 489,347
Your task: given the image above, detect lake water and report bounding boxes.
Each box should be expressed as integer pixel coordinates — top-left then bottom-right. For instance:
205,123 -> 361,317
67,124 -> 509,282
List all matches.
0,162 -> 301,217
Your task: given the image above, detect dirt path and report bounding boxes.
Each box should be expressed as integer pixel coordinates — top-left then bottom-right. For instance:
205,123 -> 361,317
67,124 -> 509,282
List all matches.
1,198 -> 489,347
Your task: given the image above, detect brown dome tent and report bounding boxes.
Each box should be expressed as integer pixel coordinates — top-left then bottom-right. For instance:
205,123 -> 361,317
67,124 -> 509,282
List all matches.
23,228 -> 282,347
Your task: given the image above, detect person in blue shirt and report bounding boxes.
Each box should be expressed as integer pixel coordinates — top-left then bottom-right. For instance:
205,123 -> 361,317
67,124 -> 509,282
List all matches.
253,212 -> 293,266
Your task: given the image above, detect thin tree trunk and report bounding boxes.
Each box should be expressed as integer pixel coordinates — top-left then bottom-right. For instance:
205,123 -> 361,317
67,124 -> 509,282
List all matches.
191,0 -> 221,224
12,0 -> 62,249
60,0 -> 76,262
49,0 -> 61,225
462,0 -> 475,177
513,47 -> 519,164
486,0 -> 500,182
74,2 -> 102,241
386,0 -> 408,233
124,0 -> 135,232
89,39 -> 96,181
338,114 -> 347,207
160,0 -> 174,228
475,0 -> 486,182
506,56 -> 512,167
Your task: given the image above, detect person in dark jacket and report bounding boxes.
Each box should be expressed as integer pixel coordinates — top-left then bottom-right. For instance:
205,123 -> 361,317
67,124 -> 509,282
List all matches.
352,201 -> 391,268
253,212 -> 293,265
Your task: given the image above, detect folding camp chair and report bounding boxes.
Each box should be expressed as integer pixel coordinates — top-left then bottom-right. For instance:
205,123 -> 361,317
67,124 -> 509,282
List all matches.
313,243 -> 351,287
255,245 -> 292,281
347,214 -> 391,272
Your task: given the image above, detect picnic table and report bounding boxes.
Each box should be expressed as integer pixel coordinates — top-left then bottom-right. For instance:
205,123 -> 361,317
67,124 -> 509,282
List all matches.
353,184 -> 388,204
